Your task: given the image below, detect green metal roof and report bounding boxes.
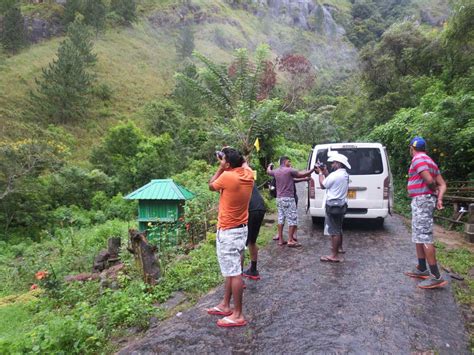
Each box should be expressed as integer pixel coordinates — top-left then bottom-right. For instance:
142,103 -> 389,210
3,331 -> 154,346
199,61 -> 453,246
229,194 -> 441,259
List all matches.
124,179 -> 195,200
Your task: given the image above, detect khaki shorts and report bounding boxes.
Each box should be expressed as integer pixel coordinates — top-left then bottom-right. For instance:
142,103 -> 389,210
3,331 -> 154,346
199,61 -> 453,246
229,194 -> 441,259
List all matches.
411,194 -> 436,244
216,226 -> 247,277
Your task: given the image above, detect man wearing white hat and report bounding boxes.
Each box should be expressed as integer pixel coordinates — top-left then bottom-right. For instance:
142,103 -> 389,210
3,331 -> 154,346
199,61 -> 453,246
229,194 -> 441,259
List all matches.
316,153 -> 350,262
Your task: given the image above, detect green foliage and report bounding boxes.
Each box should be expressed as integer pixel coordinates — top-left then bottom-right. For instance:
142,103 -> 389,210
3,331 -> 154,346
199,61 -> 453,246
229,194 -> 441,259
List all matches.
0,3 -> 26,53
172,160 -> 219,243
286,107 -> 340,145
175,44 -> 275,118
63,0 -> 82,26
443,0 -> 474,81
176,25 -> 195,60
367,81 -> 474,180
143,99 -> 185,137
29,17 -> 96,124
172,61 -> 205,116
83,0 -> 106,33
90,121 -> 178,193
152,242 -> 222,302
46,165 -> 113,210
110,0 -> 137,25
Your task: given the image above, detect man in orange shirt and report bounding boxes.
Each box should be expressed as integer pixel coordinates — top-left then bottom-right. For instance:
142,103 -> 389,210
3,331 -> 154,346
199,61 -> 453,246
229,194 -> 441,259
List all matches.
207,147 -> 254,327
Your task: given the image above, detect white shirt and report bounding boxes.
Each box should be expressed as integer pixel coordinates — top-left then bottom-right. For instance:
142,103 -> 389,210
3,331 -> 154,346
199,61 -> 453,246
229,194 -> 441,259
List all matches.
323,168 -> 349,201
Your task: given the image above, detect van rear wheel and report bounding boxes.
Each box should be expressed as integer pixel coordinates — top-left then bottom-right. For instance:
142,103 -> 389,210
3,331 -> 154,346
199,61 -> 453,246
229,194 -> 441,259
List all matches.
373,218 -> 384,228
312,217 -> 324,225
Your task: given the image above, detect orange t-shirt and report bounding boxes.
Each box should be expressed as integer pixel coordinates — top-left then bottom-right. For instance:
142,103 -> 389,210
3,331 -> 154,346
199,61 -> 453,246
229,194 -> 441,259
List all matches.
211,167 -> 254,230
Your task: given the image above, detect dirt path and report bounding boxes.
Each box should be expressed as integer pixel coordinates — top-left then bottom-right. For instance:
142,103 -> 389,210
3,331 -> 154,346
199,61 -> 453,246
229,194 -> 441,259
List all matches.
120,193 -> 470,354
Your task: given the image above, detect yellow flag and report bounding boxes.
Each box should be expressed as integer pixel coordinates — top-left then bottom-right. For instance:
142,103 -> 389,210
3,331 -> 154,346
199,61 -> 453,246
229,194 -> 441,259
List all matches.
254,137 -> 260,152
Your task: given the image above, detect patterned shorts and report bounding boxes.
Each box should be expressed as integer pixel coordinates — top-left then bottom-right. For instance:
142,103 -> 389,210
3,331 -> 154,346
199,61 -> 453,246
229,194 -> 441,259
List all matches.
216,226 -> 247,277
277,197 -> 298,226
411,194 -> 436,244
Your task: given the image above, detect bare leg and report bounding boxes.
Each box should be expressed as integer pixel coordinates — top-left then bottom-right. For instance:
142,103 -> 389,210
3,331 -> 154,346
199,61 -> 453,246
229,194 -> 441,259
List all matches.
331,235 -> 342,259
214,277 -> 233,313
227,275 -> 245,322
338,235 -> 344,253
415,243 -> 426,259
422,244 -> 437,265
277,224 -> 285,244
288,225 -> 297,243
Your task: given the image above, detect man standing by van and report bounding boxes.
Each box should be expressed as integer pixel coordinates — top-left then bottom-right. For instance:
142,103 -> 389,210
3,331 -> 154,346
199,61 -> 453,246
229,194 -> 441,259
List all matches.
267,156 -> 315,247
208,147 -> 254,327
404,137 -> 447,289
317,153 -> 350,262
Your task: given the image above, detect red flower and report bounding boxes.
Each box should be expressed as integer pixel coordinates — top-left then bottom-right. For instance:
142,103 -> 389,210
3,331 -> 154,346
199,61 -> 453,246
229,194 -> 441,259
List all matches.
30,284 -> 38,290
35,270 -> 48,280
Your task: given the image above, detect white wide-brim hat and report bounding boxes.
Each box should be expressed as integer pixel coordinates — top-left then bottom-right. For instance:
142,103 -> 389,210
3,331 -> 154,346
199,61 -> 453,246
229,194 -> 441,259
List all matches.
327,153 -> 351,169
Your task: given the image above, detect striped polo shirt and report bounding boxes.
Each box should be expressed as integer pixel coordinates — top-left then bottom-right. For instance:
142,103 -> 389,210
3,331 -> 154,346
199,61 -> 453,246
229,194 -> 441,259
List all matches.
407,152 -> 440,197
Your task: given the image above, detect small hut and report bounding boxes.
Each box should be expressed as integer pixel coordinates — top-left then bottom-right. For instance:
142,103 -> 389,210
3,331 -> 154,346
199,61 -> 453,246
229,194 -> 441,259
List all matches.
124,179 -> 194,232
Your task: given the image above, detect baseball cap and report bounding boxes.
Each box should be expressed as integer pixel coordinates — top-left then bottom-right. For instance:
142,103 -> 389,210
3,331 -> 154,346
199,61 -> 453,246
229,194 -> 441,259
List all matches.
410,136 -> 426,149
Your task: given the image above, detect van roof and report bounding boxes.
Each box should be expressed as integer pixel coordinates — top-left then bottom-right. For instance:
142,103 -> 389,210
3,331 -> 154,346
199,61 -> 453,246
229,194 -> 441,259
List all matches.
313,142 -> 384,149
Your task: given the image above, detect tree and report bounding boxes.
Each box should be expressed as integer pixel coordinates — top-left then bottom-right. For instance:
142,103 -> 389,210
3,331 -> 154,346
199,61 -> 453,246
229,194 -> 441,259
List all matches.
30,17 -> 96,124
0,126 -> 70,237
110,0 -> 137,25
0,3 -> 26,53
176,26 -> 195,60
63,0 -> 83,26
176,45 -> 276,118
277,54 -> 316,110
175,46 -> 279,165
443,0 -> 474,81
66,15 -> 97,66
83,0 -> 106,33
90,122 -> 178,193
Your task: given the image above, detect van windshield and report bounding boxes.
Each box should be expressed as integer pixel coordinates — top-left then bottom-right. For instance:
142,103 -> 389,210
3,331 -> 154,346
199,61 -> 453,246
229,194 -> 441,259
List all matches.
316,148 -> 383,175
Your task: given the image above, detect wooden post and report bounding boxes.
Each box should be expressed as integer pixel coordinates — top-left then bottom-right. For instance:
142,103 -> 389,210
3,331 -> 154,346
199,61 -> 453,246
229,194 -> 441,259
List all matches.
128,229 -> 160,285
465,203 -> 474,243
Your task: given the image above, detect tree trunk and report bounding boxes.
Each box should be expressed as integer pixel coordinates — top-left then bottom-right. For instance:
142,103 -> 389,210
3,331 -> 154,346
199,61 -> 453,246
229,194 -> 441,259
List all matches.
107,237 -> 121,266
128,229 -> 160,285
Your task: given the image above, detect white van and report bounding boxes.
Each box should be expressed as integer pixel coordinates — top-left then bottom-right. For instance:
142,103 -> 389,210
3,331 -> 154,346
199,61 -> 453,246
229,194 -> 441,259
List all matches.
307,142 -> 394,226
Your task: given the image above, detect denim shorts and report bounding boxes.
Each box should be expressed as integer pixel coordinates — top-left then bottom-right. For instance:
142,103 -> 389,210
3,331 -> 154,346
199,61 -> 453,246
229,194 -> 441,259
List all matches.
216,226 -> 247,277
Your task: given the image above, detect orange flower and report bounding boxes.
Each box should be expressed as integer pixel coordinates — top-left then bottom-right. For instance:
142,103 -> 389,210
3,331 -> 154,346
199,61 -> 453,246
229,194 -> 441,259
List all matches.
35,270 -> 48,280
30,284 -> 38,290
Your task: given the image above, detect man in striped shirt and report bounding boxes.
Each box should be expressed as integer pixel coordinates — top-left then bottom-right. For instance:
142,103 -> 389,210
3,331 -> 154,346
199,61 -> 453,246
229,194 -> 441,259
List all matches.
405,137 -> 447,289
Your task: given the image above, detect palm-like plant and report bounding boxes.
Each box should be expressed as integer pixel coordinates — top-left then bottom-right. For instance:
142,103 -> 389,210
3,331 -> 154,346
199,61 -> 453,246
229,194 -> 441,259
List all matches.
175,44 -> 275,119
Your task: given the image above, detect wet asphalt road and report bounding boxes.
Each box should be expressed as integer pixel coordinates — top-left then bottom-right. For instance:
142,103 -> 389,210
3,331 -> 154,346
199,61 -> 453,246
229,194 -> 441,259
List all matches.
120,188 -> 469,354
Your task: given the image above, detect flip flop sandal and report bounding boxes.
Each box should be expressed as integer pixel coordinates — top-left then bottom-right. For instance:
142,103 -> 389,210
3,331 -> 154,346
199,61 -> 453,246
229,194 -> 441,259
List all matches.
287,242 -> 302,248
207,307 -> 233,316
320,256 -> 341,262
217,316 -> 247,328
272,235 -> 280,241
277,241 -> 287,246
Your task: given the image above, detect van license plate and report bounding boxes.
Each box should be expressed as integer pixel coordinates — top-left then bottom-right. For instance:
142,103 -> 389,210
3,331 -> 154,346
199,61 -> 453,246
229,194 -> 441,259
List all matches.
348,190 -> 356,199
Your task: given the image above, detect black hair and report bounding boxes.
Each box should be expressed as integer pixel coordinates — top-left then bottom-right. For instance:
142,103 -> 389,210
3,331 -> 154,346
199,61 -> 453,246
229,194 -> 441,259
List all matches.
279,156 -> 290,165
222,147 -> 244,168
